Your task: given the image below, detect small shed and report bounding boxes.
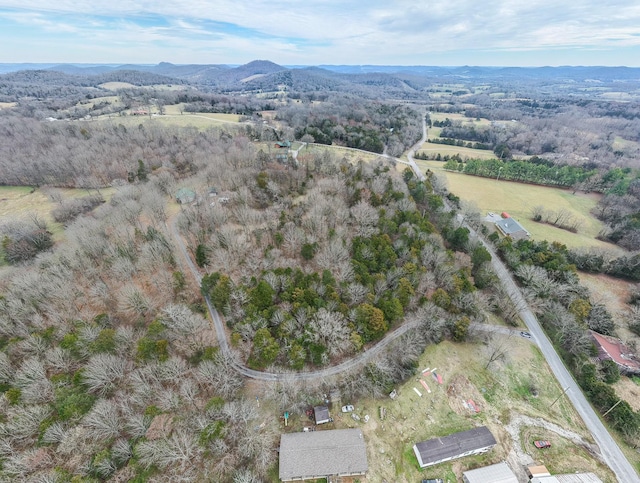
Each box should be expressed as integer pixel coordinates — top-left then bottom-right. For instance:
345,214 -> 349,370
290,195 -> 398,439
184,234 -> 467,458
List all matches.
528,465 -> 552,478
175,188 -> 196,204
314,405 -> 331,425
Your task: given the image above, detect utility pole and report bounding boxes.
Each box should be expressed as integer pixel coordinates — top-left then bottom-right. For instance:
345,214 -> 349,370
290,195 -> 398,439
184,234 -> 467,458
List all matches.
603,399 -> 623,417
550,386 -> 570,408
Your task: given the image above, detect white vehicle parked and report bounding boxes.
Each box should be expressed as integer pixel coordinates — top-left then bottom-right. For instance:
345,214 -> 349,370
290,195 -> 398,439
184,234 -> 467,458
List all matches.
341,405 -> 354,413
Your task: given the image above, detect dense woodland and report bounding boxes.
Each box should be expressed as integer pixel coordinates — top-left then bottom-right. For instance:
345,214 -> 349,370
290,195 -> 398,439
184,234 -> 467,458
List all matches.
2,62 -> 640,480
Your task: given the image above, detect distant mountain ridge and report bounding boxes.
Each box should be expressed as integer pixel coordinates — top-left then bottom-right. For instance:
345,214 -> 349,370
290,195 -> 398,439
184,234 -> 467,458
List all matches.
1,61 -> 639,96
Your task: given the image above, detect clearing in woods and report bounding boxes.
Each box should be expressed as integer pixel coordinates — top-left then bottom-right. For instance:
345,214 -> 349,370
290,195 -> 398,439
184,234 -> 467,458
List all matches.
0,186 -> 114,240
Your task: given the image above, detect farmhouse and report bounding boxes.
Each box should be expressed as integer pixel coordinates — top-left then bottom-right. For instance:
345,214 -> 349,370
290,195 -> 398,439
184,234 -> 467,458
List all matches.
313,405 -> 331,425
462,462 -> 518,483
495,217 -> 529,241
413,426 -> 496,468
590,331 -> 640,375
278,428 -> 368,482
274,140 -> 291,148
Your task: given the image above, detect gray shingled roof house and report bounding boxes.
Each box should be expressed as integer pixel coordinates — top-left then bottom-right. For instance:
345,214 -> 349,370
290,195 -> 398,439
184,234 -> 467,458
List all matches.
413,426 -> 496,468
495,217 -> 529,240
463,462 -> 518,483
279,428 -> 368,481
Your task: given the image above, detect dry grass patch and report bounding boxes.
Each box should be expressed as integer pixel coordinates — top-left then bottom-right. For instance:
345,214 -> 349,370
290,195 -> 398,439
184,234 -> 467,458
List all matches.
302,144 -> 384,164
0,186 -> 115,240
578,272 -> 638,343
417,142 -> 496,160
99,81 -> 136,90
95,113 -> 240,130
613,378 -> 640,412
519,426 -> 614,482
342,337 -> 594,482
0,101 -> 17,109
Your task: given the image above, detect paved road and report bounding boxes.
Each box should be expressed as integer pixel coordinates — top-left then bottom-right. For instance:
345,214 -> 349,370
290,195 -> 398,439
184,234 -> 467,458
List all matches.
168,217 -> 420,382
483,241 -> 639,482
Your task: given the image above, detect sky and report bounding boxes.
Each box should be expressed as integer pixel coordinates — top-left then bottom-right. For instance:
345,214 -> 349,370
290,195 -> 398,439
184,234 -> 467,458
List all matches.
1,1 -> 640,66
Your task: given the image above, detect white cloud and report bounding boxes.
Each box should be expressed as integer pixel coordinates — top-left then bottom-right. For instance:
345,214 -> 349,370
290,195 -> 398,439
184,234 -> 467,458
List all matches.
1,0 -> 640,64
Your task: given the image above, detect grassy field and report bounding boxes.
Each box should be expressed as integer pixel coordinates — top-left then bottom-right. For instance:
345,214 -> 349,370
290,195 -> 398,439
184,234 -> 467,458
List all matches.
429,112 -> 492,127
98,82 -> 188,92
299,143 -> 385,164
76,95 -> 120,109
0,185 -> 115,240
94,112 -> 242,129
415,160 -> 621,252
98,81 -> 136,90
612,135 -> 640,153
417,142 -> 496,160
419,112 -> 496,160
285,338 -> 616,482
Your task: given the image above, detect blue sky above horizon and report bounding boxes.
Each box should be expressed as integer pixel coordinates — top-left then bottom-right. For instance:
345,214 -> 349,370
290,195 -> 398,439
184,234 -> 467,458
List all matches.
1,1 -> 640,66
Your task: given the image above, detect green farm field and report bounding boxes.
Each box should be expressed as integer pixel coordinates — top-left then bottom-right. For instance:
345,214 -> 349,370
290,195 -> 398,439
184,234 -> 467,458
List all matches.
415,160 -> 622,252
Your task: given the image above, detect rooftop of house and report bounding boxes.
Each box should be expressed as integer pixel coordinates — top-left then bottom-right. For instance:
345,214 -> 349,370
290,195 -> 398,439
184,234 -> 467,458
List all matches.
590,331 -> 640,371
278,428 -> 368,481
414,426 -> 496,466
495,217 -> 528,235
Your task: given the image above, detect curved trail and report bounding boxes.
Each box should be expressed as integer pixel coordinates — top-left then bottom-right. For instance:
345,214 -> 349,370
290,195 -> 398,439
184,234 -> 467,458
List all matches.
168,217 -> 419,382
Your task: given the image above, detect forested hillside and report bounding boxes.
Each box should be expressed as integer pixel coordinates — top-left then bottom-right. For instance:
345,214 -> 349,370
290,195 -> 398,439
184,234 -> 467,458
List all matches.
0,113 -> 500,480
1,62 -> 640,480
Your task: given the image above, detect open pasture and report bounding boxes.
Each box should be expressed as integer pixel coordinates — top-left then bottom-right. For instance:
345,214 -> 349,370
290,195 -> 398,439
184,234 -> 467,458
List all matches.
417,141 -> 496,160
416,161 -> 621,251
94,111 -> 242,129
429,111 -> 492,127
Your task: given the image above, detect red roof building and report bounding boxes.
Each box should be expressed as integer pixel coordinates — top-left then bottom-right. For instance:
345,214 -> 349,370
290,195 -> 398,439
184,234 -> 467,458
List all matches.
590,331 -> 640,375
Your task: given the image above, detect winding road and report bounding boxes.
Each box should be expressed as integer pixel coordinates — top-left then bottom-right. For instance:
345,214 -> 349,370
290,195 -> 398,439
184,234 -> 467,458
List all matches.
169,217 -> 420,381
